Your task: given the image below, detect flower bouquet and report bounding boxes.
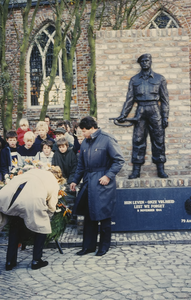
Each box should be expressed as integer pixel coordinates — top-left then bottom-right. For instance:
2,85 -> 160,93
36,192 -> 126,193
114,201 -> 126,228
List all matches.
5,158 -> 47,184
45,187 -> 72,245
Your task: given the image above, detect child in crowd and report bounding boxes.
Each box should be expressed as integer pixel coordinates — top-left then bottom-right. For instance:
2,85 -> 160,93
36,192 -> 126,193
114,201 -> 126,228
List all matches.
34,121 -> 55,151
0,130 -> 19,180
52,127 -> 73,152
16,118 -> 31,146
34,140 -> 54,167
17,131 -> 38,166
56,120 -> 74,145
52,137 -> 77,184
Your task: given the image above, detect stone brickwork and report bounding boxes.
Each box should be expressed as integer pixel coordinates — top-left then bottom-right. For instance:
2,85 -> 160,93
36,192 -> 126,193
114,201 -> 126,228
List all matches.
96,28 -> 191,179
2,5 -> 91,131
1,0 -> 191,135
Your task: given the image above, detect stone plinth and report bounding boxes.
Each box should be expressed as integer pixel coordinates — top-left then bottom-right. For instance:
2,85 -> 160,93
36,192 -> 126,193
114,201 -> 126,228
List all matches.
116,176 -> 191,189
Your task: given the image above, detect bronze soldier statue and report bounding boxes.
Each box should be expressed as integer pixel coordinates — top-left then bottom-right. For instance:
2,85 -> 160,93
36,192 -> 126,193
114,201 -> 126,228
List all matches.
116,53 -> 169,179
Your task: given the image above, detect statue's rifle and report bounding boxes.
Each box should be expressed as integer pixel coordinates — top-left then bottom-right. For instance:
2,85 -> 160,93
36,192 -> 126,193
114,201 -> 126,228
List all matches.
109,116 -> 139,127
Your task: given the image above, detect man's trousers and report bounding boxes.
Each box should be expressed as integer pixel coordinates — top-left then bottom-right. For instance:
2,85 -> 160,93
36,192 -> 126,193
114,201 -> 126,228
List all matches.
6,216 -> 47,264
80,190 -> 111,252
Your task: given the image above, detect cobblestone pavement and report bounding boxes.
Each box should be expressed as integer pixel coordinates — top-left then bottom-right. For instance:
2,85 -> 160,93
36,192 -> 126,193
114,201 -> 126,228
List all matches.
60,225 -> 191,247
1,229 -> 191,299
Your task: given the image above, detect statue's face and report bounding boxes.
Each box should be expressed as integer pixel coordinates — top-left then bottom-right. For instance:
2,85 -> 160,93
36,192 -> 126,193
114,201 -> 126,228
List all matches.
140,57 -> 152,70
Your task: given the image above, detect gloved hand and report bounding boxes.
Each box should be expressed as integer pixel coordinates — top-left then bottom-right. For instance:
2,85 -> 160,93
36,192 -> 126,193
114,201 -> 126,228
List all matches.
162,117 -> 168,129
116,115 -> 126,123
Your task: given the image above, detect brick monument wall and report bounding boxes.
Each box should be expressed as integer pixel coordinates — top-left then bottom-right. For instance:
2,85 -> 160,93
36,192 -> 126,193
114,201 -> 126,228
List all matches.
96,29 -> 191,185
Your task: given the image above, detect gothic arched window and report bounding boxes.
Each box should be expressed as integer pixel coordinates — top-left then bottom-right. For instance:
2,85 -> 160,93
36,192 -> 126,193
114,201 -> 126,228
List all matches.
27,24 -> 77,107
147,11 -> 179,29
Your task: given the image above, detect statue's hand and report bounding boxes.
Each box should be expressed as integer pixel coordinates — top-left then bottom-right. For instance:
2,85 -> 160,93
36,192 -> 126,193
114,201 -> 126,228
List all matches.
116,115 -> 126,123
162,117 -> 168,129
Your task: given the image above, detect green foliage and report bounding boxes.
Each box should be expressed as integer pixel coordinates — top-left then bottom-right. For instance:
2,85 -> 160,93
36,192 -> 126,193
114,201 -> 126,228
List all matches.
45,211 -> 68,245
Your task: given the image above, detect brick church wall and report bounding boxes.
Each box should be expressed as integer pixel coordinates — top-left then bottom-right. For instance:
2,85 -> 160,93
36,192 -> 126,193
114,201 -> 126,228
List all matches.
3,4 -> 92,131
1,0 -> 191,137
96,28 -> 190,179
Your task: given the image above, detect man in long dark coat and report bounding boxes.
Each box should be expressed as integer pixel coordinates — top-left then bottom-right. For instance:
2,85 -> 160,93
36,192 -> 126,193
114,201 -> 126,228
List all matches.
70,116 -> 124,256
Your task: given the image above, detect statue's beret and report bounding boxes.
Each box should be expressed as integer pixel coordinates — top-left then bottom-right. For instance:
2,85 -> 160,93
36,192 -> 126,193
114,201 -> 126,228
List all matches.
137,53 -> 152,64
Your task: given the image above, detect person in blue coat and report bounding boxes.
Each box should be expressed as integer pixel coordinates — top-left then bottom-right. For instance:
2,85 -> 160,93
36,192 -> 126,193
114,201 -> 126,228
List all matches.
70,116 -> 125,256
34,121 -> 55,152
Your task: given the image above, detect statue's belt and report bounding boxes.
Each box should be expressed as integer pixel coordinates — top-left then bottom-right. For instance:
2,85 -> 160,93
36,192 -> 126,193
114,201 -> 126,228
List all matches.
137,100 -> 158,106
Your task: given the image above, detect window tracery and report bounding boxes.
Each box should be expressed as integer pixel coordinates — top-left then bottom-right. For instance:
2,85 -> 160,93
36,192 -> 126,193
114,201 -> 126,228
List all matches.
147,11 -> 179,29
27,24 -> 77,108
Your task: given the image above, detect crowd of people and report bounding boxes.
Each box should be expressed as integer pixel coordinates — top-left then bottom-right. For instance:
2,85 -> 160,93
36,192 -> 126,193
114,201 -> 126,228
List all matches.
0,116 -> 125,271
0,115 -> 84,183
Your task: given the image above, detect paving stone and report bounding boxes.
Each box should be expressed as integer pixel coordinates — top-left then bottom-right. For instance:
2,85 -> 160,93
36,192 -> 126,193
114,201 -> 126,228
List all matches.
1,230 -> 191,299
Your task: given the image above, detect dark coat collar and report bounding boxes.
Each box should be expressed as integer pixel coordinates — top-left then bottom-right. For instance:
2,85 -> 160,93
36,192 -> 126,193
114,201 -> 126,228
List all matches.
90,128 -> 101,140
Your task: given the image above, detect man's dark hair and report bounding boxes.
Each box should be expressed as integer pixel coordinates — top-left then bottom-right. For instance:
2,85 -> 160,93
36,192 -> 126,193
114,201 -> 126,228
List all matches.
64,120 -> 71,129
56,120 -> 66,129
79,116 -> 98,130
57,137 -> 69,148
41,139 -> 53,150
45,115 -> 50,120
6,130 -> 17,139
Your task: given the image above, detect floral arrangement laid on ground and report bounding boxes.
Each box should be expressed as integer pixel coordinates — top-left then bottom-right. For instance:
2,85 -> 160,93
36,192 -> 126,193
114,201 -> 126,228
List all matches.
1,158 -> 72,246
4,158 -> 51,184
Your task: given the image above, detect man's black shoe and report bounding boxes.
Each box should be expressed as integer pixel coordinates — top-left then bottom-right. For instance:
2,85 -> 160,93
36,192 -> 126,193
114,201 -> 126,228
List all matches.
76,248 -> 95,255
5,262 -> 17,271
96,249 -> 108,256
31,259 -> 48,270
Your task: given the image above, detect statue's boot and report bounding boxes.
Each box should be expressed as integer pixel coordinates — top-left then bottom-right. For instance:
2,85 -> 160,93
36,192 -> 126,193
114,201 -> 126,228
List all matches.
157,163 -> 168,178
128,164 -> 141,179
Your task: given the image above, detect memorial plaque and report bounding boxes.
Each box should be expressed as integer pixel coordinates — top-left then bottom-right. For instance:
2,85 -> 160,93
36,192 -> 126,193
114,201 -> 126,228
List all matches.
111,188 -> 191,231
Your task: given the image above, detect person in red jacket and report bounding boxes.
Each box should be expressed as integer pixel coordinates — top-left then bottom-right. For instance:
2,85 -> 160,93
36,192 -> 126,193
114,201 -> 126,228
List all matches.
16,118 -> 31,146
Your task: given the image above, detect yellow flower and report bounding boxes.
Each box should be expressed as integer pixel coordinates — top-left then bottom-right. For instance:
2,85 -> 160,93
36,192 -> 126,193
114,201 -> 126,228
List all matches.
12,158 -> 18,166
63,208 -> 72,217
58,190 -> 67,197
32,160 -> 40,164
